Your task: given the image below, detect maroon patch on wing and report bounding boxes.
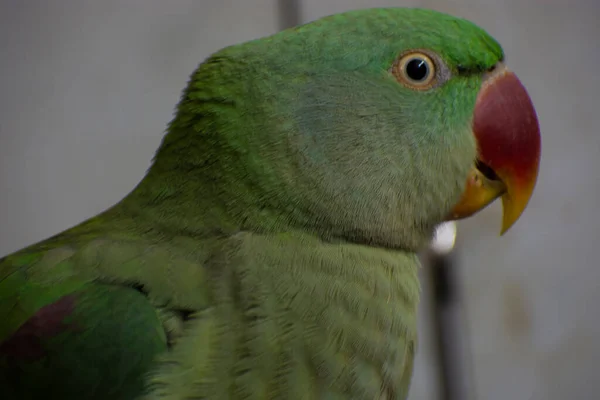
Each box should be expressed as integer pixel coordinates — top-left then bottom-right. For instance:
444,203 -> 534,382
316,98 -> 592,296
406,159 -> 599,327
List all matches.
0,295 -> 78,361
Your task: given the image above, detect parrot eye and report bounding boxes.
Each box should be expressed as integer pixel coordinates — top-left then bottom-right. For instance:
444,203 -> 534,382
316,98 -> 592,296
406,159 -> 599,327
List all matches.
392,51 -> 439,90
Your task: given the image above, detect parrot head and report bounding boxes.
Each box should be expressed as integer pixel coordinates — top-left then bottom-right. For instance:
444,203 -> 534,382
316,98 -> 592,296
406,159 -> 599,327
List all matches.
141,8 -> 540,250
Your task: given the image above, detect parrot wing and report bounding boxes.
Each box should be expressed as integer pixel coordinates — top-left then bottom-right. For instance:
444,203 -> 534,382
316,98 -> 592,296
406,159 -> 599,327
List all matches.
0,228 -> 211,400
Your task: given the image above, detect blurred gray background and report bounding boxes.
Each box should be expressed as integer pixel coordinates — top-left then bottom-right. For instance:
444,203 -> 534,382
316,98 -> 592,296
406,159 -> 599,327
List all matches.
1,1 -> 598,399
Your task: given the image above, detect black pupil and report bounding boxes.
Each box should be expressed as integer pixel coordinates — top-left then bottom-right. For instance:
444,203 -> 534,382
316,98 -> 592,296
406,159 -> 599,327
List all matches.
406,58 -> 429,81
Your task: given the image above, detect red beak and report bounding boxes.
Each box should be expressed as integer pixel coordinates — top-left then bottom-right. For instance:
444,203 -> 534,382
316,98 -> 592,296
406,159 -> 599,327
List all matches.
448,64 -> 541,234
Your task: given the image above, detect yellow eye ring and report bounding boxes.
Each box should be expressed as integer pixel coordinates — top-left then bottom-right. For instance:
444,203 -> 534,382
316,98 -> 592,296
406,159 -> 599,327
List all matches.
393,51 -> 437,90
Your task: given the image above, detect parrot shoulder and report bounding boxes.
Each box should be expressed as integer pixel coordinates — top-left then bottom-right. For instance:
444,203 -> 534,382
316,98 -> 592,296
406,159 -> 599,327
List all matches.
0,231 -> 214,399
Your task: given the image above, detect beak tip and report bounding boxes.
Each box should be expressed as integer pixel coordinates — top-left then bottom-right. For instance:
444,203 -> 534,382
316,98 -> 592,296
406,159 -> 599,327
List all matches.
499,186 -> 534,236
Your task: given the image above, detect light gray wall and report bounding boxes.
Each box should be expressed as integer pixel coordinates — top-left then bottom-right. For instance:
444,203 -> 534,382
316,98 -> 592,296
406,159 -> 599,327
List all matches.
1,1 -> 598,399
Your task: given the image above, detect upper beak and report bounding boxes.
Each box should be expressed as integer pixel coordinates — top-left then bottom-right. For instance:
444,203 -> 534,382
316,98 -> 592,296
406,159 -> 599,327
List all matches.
447,64 -> 541,235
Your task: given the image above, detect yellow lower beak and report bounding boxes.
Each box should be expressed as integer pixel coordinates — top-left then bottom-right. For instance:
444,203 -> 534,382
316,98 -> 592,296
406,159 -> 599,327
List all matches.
447,163 -> 537,235
448,166 -> 505,221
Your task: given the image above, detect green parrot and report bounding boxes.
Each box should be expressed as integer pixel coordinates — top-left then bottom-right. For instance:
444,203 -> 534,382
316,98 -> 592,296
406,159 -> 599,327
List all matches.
0,7 -> 541,400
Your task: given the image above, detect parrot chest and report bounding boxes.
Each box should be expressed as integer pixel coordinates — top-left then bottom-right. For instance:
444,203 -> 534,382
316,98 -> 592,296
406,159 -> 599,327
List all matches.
164,232 -> 421,399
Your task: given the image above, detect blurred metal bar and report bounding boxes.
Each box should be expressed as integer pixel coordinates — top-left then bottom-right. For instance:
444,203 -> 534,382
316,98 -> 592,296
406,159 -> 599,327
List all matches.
427,222 -> 474,400
277,0 -> 302,30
